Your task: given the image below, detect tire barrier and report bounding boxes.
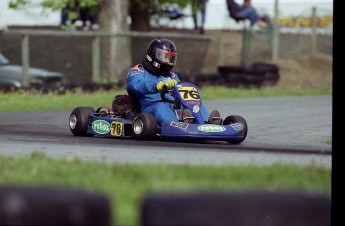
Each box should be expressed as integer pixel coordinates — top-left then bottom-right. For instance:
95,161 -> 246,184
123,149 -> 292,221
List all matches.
0,186 -> 111,226
141,191 -> 330,226
178,62 -> 280,88
0,187 -> 331,226
218,62 -> 280,88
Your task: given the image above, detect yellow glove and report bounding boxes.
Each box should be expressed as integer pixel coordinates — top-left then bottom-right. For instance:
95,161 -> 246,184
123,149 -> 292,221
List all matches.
156,80 -> 177,91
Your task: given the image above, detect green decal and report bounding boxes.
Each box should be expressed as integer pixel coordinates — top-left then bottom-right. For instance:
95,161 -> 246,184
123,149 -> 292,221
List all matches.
92,120 -> 110,134
197,125 -> 226,133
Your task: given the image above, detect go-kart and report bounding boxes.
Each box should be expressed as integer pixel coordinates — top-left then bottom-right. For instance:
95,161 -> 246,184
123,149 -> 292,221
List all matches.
69,82 -> 248,144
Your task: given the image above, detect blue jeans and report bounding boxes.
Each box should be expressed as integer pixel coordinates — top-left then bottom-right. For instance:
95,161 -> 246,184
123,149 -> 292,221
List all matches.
235,7 -> 260,25
192,7 -> 206,29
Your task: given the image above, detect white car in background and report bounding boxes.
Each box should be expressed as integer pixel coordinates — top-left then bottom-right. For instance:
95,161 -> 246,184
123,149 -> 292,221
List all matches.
0,52 -> 65,89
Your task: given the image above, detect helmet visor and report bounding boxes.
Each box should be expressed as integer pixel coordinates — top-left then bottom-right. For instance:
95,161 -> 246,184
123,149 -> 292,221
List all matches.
155,48 -> 177,65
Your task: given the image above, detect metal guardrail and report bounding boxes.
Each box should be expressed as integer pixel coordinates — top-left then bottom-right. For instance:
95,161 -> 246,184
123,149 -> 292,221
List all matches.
2,29 -> 213,86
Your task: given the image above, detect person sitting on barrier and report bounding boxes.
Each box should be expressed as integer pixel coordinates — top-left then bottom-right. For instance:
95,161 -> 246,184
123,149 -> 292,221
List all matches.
126,38 -> 221,125
191,0 -> 209,34
226,0 -> 271,29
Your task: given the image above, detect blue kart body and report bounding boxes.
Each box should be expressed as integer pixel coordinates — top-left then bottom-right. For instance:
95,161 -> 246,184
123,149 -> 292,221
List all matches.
160,121 -> 245,141
159,82 -> 246,141
85,113 -> 245,142
69,82 -> 247,144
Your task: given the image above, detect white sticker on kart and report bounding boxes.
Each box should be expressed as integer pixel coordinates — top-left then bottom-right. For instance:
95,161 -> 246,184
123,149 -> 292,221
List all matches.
193,105 -> 200,113
92,120 -> 111,134
197,125 -> 226,133
231,123 -> 243,131
170,121 -> 189,130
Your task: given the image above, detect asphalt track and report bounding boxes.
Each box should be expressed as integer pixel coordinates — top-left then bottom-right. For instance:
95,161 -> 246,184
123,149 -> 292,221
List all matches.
0,96 -> 332,169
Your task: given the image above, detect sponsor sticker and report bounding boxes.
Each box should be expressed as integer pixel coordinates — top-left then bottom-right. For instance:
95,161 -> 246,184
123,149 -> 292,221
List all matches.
197,125 -> 226,133
153,61 -> 160,68
177,87 -> 200,100
193,105 -> 200,113
170,121 -> 189,130
111,121 -> 123,136
186,101 -> 200,105
231,123 -> 244,131
92,120 -> 111,134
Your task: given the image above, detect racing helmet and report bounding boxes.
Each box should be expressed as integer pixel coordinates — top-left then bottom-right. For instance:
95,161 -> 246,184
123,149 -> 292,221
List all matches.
145,38 -> 177,74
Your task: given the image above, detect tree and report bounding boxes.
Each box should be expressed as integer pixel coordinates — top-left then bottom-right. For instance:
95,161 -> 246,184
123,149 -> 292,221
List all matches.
9,0 -> 197,32
98,0 -> 130,83
128,0 -> 151,31
128,0 -> 194,31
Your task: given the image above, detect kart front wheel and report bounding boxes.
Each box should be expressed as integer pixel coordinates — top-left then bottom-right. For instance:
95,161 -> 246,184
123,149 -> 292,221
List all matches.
132,113 -> 158,140
223,115 -> 248,144
69,107 -> 95,137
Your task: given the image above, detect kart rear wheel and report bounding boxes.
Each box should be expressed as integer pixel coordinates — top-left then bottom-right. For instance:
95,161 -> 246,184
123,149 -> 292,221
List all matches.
132,113 -> 158,140
69,107 -> 95,137
223,115 -> 248,144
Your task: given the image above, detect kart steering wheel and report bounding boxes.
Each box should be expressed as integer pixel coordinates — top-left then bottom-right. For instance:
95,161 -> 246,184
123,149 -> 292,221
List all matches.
160,86 -> 175,104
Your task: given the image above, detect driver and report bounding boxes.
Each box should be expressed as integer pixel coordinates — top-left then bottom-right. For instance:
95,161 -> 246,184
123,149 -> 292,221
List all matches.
126,38 -> 220,125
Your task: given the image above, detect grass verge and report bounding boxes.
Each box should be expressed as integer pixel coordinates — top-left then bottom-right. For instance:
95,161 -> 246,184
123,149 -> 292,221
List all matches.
0,153 -> 331,225
0,86 -> 332,112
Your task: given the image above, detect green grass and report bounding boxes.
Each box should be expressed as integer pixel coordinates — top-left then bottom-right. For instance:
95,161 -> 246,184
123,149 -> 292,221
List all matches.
0,86 -> 332,112
199,86 -> 332,100
0,153 -> 331,226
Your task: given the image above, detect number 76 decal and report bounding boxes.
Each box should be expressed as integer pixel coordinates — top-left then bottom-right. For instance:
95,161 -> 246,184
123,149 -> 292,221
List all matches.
177,87 -> 200,100
111,121 -> 123,136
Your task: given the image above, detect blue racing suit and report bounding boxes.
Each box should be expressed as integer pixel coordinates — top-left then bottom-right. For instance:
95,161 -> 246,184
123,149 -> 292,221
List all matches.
126,64 -> 210,125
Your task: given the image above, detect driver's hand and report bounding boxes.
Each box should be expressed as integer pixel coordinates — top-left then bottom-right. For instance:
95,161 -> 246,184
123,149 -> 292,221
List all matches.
156,80 -> 177,91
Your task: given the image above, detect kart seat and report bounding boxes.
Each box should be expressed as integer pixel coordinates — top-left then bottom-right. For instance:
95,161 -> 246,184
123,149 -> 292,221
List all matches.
112,92 -> 141,116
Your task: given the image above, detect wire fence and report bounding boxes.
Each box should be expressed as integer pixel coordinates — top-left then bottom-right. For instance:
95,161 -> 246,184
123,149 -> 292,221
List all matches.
0,30 -> 212,85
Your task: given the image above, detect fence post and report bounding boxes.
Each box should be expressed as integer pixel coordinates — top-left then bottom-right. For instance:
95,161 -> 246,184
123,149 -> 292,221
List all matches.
271,0 -> 279,61
92,35 -> 100,82
21,34 -> 29,87
311,7 -> 317,56
241,22 -> 252,68
217,36 -> 224,66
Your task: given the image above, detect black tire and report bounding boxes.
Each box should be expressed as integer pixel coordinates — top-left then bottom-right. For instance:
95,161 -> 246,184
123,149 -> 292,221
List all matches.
250,62 -> 280,85
223,115 -> 248,144
132,113 -> 158,140
69,107 -> 95,136
251,62 -> 279,73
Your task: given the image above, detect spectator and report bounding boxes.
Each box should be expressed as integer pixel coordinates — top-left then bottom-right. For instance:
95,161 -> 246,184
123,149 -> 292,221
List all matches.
165,6 -> 185,20
60,0 -> 99,31
226,0 -> 271,29
79,5 -> 100,30
60,3 -> 77,29
191,0 -> 208,34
